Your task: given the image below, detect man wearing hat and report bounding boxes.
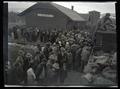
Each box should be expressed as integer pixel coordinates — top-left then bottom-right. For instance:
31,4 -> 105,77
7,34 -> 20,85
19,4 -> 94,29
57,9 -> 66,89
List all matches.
33,50 -> 45,73
13,49 -> 25,83
35,43 -> 42,53
43,43 -> 52,61
71,43 -> 79,70
57,47 -> 68,84
14,50 -> 25,67
23,52 -> 33,84
80,46 -> 91,72
97,13 -> 113,31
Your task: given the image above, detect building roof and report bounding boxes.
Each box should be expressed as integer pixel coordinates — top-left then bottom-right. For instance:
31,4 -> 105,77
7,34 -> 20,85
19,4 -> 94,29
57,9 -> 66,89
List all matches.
78,13 -> 89,21
89,10 -> 100,13
19,2 -> 85,22
51,3 -> 85,21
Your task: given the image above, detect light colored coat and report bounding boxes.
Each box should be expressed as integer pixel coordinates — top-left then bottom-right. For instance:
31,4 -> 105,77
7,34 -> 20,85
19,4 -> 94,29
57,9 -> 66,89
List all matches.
81,47 -> 90,62
27,68 -> 36,84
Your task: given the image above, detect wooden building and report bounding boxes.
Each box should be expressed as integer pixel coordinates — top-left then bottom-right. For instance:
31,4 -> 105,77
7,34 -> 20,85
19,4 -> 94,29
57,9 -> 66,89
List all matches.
18,2 -> 86,30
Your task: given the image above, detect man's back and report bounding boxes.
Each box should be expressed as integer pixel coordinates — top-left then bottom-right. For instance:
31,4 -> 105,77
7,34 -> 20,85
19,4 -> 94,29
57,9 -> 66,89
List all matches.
97,14 -> 113,31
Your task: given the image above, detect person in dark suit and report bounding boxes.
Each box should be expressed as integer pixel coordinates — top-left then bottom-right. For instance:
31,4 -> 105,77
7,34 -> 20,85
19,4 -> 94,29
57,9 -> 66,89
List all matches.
43,43 -> 52,61
71,43 -> 79,70
23,53 -> 32,84
75,47 -> 82,72
57,47 -> 67,84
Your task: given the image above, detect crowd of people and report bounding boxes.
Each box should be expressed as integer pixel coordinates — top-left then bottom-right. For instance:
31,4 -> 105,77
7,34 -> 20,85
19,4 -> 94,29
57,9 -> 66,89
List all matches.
8,27 -> 94,85
7,26 -> 117,85
9,26 -> 60,43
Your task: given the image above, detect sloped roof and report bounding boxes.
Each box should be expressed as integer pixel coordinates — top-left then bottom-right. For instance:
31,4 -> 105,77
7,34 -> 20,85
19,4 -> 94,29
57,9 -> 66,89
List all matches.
78,13 -> 89,21
51,3 -> 85,21
19,2 -> 85,22
18,2 -> 49,16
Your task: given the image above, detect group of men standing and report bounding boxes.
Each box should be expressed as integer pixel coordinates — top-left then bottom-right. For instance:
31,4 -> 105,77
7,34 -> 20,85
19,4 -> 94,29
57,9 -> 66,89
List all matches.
8,28 -> 93,85
10,26 -> 59,43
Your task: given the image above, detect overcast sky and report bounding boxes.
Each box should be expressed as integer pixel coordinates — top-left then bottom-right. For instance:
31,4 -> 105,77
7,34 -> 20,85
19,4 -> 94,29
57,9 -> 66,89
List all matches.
7,1 -> 116,14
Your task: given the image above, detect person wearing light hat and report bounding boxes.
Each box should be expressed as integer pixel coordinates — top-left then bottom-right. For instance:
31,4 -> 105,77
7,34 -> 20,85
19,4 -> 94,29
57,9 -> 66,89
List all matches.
65,41 -> 70,51
51,42 -> 58,55
25,52 -> 32,58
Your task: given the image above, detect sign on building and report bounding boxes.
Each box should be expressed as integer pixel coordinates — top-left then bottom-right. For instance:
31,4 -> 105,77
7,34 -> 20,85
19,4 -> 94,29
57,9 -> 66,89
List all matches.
37,13 -> 54,18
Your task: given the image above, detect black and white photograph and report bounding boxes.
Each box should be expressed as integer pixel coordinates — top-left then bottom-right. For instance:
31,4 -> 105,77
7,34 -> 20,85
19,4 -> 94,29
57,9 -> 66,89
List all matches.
4,1 -> 117,87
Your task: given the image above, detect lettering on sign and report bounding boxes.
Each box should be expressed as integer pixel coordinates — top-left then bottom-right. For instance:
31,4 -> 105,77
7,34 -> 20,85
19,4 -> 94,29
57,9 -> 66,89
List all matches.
37,13 -> 54,17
